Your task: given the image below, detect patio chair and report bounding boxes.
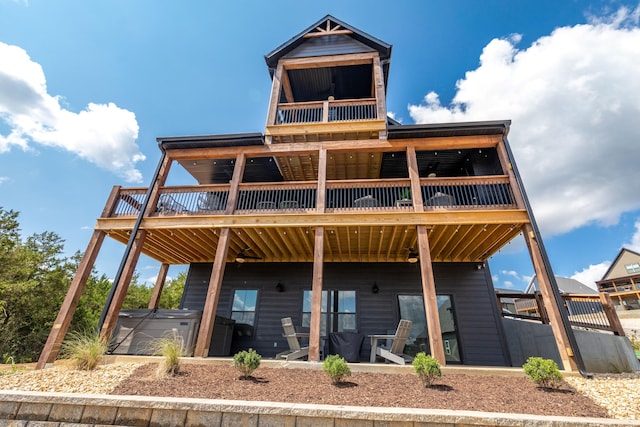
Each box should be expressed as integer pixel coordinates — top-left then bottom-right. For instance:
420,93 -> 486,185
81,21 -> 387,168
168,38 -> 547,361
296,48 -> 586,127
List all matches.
369,319 -> 413,365
424,192 -> 453,207
197,192 -> 223,211
353,195 -> 380,207
275,317 -> 309,361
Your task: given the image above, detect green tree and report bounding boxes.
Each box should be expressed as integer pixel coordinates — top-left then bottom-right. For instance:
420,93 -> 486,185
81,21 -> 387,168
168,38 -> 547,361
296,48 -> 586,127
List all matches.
159,271 -> 186,309
0,208 -> 75,362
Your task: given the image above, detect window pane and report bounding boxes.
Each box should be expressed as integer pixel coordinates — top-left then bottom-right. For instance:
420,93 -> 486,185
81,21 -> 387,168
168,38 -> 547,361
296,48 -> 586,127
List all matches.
338,291 -> 356,313
231,290 -> 258,326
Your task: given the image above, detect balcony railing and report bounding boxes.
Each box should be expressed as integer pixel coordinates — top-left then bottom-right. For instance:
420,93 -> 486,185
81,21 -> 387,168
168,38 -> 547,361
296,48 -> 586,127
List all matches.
235,182 -> 317,213
496,291 -> 625,335
421,176 -> 515,208
106,176 -> 518,218
275,98 -> 377,125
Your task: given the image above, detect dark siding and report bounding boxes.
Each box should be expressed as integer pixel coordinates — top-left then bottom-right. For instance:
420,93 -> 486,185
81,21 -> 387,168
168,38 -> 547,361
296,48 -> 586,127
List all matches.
284,34 -> 374,59
181,262 -> 508,366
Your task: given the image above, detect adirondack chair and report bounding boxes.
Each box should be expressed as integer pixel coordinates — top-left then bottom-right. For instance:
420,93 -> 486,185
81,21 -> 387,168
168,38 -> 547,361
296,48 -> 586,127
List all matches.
369,319 -> 413,365
275,317 -> 309,361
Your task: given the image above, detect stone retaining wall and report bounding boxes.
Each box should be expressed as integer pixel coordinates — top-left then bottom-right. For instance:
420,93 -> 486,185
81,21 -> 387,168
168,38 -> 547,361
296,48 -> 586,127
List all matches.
2,391 -> 639,427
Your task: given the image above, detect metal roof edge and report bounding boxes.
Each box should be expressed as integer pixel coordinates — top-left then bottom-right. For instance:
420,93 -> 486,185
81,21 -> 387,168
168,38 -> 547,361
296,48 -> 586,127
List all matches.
388,120 -> 512,138
157,132 -> 265,151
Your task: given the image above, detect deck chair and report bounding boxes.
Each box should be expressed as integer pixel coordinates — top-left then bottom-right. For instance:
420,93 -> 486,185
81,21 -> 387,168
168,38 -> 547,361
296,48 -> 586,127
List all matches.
369,319 -> 413,365
275,317 -> 309,361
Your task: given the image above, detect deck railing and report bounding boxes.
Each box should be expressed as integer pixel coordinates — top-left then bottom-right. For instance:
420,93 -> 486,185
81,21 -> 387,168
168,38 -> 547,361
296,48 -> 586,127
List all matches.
275,98 -> 377,125
326,179 -> 412,212
106,176 -> 519,218
421,176 -> 515,208
235,182 -> 317,213
496,291 -> 625,335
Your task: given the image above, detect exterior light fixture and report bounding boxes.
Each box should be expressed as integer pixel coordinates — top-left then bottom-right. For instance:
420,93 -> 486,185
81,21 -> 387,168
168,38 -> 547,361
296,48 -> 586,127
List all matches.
372,282 -> 379,294
276,282 -> 285,292
407,250 -> 419,263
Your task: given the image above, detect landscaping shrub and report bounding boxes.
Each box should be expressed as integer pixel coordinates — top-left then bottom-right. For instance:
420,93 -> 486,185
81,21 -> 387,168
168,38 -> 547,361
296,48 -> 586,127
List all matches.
150,332 -> 186,377
522,356 -> 563,389
322,354 -> 351,385
61,330 -> 108,371
233,348 -> 261,379
412,352 -> 441,387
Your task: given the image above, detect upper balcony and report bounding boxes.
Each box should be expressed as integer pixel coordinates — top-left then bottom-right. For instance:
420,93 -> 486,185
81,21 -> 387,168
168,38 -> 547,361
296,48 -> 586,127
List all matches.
266,97 -> 386,143
98,121 -> 524,265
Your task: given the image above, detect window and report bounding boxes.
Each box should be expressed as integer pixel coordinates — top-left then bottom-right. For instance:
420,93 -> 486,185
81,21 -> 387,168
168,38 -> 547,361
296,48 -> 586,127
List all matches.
397,294 -> 461,363
302,290 -> 356,336
625,263 -> 640,274
231,289 -> 258,328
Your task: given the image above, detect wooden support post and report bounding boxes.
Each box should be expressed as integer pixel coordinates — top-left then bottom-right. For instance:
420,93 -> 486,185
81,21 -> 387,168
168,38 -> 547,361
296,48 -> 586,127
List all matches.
534,291 -> 549,324
265,63 -> 284,132
194,228 -> 232,357
308,226 -> 325,362
99,230 -> 148,340
416,225 -> 446,365
224,152 -> 246,215
600,292 -> 625,336
148,263 -> 169,309
406,146 -> 424,212
523,224 -> 577,371
36,230 -> 106,369
372,54 -> 387,139
316,148 -> 327,212
496,139 -> 526,209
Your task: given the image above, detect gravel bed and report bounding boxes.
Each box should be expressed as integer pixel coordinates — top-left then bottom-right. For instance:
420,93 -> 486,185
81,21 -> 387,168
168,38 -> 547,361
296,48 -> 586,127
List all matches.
565,372 -> 640,420
0,363 -> 142,394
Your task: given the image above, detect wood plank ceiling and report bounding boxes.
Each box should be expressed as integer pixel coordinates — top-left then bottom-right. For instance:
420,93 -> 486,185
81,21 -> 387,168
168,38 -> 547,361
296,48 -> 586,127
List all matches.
104,221 -> 523,265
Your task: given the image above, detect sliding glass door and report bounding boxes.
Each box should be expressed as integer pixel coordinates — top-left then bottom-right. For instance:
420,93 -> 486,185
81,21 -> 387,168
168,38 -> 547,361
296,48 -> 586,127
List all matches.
397,294 -> 461,363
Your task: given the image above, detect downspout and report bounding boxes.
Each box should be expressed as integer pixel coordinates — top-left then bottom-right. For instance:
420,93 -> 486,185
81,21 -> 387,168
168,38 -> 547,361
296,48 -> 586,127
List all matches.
502,132 -> 592,378
97,149 -> 167,332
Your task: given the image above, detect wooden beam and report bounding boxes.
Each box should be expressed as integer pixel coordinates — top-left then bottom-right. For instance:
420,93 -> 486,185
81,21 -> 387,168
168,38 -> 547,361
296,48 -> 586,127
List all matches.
99,229 -> 149,340
265,120 -> 387,137
406,146 -> 424,212
265,63 -> 284,131
164,135 -> 501,161
148,263 -> 169,309
522,224 -> 577,371
372,55 -> 387,124
194,228 -> 232,357
416,225 -> 446,365
496,139 -> 526,209
225,153 -> 247,215
280,52 -> 376,69
317,148 -> 327,212
309,227 -> 325,362
36,230 -> 106,369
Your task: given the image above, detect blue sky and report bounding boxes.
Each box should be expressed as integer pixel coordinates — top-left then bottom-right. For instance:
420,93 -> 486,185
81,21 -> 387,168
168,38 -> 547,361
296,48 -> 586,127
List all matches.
1,0 -> 639,290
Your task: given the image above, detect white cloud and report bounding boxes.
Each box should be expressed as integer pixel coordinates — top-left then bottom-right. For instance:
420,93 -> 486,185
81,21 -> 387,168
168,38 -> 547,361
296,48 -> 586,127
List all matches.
0,176 -> 8,185
623,219 -> 640,252
502,281 -> 514,289
408,8 -> 640,237
0,42 -> 145,182
571,261 -> 611,290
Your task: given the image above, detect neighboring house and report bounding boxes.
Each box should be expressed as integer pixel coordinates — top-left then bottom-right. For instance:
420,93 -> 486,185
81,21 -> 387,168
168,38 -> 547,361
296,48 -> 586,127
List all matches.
38,15 -> 582,371
525,276 -> 597,295
597,248 -> 640,310
521,276 -> 599,317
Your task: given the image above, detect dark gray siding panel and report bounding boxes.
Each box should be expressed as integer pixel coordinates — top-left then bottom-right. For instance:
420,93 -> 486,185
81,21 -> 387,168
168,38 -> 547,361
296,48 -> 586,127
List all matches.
181,262 -> 508,365
284,34 -> 375,59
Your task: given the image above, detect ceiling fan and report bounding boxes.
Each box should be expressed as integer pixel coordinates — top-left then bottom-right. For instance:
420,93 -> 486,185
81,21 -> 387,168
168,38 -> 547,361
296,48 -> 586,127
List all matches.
405,248 -> 419,263
234,248 -> 262,263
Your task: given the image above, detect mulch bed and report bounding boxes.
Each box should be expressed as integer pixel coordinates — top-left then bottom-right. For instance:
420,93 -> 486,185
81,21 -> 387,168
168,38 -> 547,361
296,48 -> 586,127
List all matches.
111,363 -> 609,418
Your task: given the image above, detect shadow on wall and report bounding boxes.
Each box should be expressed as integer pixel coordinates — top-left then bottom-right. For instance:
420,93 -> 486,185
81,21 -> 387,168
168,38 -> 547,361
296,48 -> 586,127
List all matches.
501,318 -> 640,373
